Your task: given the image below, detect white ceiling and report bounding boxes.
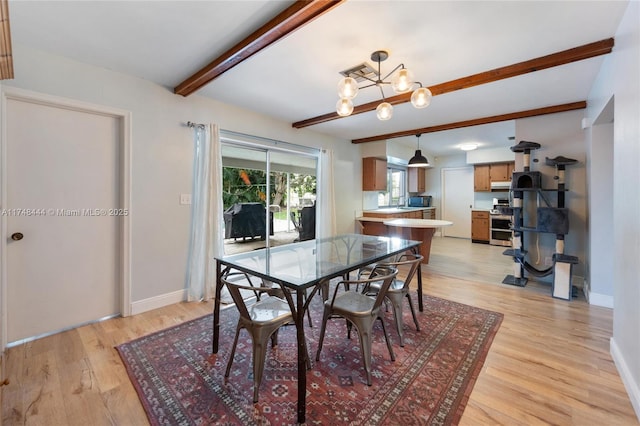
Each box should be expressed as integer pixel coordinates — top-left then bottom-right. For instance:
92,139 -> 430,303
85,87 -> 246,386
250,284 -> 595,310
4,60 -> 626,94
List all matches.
7,0 -> 629,156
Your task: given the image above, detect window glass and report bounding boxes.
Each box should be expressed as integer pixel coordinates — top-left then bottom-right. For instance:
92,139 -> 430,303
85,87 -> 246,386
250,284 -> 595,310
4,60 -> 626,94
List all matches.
377,166 -> 406,207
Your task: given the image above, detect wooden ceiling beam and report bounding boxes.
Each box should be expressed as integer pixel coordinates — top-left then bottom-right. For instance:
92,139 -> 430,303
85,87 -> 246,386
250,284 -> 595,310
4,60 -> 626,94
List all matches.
0,0 -> 14,80
351,101 -> 587,144
293,38 -> 613,128
174,0 -> 345,97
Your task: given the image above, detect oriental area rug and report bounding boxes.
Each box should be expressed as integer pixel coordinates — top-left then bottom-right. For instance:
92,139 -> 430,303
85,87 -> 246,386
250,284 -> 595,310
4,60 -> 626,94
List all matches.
116,294 -> 503,425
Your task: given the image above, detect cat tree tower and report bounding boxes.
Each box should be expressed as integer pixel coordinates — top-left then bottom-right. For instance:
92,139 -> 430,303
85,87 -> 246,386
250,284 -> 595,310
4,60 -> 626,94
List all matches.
501,140 -> 579,300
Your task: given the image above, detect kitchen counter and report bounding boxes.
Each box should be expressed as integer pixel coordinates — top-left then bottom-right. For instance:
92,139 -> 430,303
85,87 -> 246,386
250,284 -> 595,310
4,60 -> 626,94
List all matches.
383,219 -> 453,263
357,216 -> 390,223
383,218 -> 452,228
357,207 -> 438,244
362,206 -> 434,215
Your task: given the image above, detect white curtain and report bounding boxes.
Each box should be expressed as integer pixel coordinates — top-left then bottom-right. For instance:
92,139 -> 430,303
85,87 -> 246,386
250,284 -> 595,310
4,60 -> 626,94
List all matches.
317,148 -> 336,238
186,123 -> 223,301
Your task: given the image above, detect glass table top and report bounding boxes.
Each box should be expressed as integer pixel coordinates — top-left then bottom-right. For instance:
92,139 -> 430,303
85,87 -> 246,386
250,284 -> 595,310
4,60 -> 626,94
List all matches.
216,234 -> 420,289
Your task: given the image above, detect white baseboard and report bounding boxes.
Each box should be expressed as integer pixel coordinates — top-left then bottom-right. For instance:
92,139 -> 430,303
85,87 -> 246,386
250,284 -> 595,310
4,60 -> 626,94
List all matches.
587,291 -> 614,308
611,338 -> 640,422
582,278 -> 614,308
130,289 -> 187,315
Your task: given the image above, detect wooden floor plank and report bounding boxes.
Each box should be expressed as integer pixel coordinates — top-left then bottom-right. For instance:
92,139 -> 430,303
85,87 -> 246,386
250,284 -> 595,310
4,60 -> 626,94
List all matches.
2,237 -> 638,425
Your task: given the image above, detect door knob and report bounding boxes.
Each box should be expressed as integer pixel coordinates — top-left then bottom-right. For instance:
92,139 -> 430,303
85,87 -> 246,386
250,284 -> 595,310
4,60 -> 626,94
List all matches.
11,232 -> 23,241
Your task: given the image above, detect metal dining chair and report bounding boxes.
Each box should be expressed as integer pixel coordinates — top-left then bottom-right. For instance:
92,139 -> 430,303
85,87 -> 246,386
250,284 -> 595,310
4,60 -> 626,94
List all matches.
314,266 -> 398,386
361,253 -> 423,347
222,276 -> 309,403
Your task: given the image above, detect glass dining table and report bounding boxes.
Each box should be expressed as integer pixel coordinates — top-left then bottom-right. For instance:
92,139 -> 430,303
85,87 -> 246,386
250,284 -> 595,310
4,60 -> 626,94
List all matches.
213,233 -> 422,424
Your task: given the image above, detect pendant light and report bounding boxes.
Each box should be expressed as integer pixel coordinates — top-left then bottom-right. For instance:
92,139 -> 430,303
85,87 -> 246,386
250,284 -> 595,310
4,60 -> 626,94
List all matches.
408,133 -> 430,168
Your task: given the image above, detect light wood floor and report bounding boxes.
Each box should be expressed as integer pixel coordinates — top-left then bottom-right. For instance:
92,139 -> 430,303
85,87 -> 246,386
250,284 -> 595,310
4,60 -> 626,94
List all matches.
2,237 -> 638,425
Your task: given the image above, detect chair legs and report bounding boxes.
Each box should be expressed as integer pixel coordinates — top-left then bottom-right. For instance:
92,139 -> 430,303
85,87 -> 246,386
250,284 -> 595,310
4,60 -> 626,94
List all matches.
225,322 -> 282,403
315,308 -> 395,386
227,323 -> 312,403
225,323 -> 243,378
406,293 -> 420,332
386,291 -> 420,347
315,308 -> 330,362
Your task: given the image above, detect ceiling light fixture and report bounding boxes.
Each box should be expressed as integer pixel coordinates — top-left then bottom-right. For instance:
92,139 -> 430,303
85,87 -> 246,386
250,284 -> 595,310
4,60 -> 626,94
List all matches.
408,134 -> 430,168
337,50 -> 432,121
460,143 -> 478,151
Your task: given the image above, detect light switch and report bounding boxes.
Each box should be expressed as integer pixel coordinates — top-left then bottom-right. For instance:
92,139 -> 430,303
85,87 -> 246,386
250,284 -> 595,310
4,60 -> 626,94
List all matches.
180,194 -> 192,205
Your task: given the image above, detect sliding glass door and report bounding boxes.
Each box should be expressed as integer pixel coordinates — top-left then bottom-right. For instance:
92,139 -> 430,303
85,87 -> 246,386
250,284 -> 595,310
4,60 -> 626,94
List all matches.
221,135 -> 318,255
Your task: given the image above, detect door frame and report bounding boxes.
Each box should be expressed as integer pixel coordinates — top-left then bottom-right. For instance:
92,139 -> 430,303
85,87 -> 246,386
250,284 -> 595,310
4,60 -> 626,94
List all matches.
0,86 -> 132,350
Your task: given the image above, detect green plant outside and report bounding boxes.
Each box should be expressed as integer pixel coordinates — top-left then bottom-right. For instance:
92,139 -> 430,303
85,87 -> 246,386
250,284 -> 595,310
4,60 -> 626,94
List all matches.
222,167 -> 316,210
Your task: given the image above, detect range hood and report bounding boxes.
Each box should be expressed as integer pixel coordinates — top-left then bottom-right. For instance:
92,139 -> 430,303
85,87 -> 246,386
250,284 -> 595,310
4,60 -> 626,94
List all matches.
490,181 -> 511,191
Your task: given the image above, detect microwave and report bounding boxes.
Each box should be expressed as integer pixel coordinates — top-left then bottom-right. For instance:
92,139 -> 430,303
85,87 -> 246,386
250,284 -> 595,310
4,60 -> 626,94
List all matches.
408,196 -> 432,207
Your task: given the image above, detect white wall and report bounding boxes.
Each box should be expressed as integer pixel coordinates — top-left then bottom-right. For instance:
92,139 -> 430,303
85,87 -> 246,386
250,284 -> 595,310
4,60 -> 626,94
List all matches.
4,44 -> 361,305
587,117 -> 614,306
585,1 -> 640,420
466,147 -> 515,164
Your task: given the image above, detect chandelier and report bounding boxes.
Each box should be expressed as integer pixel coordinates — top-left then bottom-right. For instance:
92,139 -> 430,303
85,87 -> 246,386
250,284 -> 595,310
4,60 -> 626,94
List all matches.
336,50 -> 432,121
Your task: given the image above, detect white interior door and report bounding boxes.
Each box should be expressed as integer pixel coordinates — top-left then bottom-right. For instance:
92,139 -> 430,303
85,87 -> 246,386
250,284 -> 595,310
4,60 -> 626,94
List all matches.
5,96 -> 121,344
441,167 -> 474,238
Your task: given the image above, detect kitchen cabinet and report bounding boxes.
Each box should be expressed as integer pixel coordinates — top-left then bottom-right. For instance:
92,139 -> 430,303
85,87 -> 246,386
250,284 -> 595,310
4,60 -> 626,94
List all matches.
363,210 -> 423,219
474,165 -> 491,191
408,167 -> 426,193
471,210 -> 490,243
507,162 -> 515,181
489,163 -> 510,182
474,162 -> 515,191
362,157 -> 387,191
423,208 -> 436,219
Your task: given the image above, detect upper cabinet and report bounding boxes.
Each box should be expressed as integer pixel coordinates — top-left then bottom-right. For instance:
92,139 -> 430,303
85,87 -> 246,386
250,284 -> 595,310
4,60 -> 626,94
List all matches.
489,163 -> 510,182
408,167 -> 426,193
507,162 -> 515,181
474,162 -> 515,191
362,157 -> 387,191
474,164 -> 491,191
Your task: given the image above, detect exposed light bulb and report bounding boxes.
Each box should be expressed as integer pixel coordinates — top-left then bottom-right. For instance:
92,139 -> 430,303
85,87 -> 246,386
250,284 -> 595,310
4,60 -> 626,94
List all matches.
411,87 -> 432,108
338,77 -> 358,99
391,68 -> 414,93
336,98 -> 354,116
376,102 -> 393,120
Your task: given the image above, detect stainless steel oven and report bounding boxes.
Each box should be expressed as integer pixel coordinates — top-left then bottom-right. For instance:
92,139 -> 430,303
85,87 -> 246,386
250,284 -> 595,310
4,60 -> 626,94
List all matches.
490,214 -> 512,246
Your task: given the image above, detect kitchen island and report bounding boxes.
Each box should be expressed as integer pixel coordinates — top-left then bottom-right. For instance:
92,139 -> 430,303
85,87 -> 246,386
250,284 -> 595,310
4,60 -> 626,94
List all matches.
356,214 -> 452,263
383,218 -> 453,264
357,207 -> 436,236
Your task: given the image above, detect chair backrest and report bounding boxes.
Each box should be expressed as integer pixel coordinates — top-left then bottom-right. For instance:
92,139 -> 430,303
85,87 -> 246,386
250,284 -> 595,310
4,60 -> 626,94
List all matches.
368,266 -> 398,311
380,253 -> 423,289
290,211 -> 301,232
339,266 -> 397,314
221,276 -> 284,321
